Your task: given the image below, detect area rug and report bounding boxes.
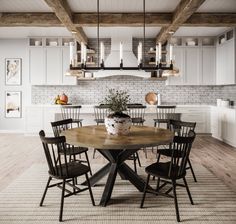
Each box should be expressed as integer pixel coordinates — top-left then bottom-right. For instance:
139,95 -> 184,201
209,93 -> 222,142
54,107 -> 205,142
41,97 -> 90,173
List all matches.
0,163 -> 236,224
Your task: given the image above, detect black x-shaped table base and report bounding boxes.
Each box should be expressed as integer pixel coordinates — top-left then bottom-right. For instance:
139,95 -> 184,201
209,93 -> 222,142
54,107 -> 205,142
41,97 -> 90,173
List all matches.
82,148 -> 148,207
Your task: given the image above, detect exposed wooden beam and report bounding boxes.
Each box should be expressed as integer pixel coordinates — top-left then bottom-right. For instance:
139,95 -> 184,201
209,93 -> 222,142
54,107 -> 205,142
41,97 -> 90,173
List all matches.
43,0 -> 87,44
0,13 -> 61,27
185,13 -> 236,27
0,12 -> 236,28
156,0 -> 206,44
73,13 -> 172,27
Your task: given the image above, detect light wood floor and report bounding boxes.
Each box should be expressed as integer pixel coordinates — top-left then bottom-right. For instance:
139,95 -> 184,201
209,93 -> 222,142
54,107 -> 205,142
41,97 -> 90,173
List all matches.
0,134 -> 236,193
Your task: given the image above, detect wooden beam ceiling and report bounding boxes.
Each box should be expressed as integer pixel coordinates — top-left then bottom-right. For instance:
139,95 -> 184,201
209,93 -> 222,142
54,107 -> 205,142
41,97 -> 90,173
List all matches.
43,0 -> 87,44
0,12 -> 236,27
156,0 -> 206,44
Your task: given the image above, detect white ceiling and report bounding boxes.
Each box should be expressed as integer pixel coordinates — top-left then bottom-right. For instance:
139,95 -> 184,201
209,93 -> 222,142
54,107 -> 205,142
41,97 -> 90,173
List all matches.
0,27 -> 71,38
174,27 -> 230,36
83,27 -> 161,38
67,0 -> 181,13
197,0 -> 236,12
0,0 -> 52,12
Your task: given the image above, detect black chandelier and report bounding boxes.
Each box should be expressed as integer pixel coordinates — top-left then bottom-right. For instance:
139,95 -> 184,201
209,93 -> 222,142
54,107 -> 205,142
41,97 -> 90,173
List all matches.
69,0 -> 174,72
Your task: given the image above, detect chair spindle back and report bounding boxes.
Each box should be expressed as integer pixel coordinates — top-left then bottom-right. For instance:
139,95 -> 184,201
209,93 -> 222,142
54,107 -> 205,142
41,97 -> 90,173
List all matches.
51,119 -> 73,137
127,104 -> 146,125
61,105 -> 82,122
168,130 -> 196,178
94,104 -> 110,125
39,130 -> 70,177
156,105 -> 176,120
169,120 -> 196,137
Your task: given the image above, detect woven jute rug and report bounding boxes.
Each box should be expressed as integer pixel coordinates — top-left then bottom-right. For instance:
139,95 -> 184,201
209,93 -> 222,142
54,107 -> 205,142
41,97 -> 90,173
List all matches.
0,163 -> 236,224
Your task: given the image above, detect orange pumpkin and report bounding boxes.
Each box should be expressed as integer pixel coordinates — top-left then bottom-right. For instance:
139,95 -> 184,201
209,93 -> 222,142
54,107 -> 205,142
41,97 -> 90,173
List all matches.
60,93 -> 68,103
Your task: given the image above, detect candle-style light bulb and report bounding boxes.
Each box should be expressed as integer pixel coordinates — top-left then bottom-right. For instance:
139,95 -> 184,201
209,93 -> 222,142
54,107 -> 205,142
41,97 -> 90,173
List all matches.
158,42 -> 162,61
69,42 -> 74,65
156,44 -> 159,65
169,44 -> 173,62
120,42 -> 123,62
100,42 -> 104,63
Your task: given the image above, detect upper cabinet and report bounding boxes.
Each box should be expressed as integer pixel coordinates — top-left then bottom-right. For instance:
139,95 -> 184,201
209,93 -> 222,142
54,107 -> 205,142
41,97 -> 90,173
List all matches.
29,37 -> 77,85
166,36 -> 216,86
216,29 -> 235,85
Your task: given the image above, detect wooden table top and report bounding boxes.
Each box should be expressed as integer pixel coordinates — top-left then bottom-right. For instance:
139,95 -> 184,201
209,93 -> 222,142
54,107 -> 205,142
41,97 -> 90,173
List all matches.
62,125 -> 174,150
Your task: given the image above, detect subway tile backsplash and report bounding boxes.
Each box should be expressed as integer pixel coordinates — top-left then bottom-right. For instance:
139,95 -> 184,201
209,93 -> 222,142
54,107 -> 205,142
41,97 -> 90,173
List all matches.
31,77 -> 236,105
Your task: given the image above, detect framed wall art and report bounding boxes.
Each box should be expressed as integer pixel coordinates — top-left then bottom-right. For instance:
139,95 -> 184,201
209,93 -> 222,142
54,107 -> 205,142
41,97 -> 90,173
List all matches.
5,58 -> 22,85
5,91 -> 22,118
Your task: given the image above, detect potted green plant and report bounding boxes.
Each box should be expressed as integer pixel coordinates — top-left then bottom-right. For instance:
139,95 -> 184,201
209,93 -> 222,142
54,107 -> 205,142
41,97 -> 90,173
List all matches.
103,89 -> 132,135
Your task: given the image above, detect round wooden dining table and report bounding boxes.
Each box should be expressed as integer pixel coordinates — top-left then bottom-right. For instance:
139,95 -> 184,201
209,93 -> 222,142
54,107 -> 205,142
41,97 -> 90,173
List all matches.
63,125 -> 174,207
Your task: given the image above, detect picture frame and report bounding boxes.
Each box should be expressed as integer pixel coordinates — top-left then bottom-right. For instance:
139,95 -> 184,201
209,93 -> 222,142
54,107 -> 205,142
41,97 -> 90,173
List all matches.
5,58 -> 22,85
5,91 -> 22,118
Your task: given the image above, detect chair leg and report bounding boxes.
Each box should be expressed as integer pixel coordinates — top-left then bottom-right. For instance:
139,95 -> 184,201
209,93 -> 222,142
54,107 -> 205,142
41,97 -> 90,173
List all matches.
144,148 -> 148,159
140,174 -> 150,208
59,180 -> 66,222
85,151 -> 92,175
133,157 -> 137,173
136,152 -> 141,167
156,177 -> 160,192
188,159 -> 197,182
183,177 -> 194,205
40,176 -> 52,206
93,149 -> 96,159
172,180 -> 180,222
85,173 -> 95,206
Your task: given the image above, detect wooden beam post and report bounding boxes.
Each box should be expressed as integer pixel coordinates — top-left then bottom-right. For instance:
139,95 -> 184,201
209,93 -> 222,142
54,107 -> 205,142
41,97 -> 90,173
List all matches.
156,0 -> 206,44
43,0 -> 87,44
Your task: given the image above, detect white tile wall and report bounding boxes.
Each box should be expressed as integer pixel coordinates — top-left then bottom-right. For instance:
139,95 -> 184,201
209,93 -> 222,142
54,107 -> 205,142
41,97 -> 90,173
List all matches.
31,77 -> 236,105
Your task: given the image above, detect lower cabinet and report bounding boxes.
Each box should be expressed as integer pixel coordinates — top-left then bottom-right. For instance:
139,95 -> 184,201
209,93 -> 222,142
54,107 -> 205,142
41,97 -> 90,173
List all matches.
25,106 -> 62,135
211,106 -> 236,147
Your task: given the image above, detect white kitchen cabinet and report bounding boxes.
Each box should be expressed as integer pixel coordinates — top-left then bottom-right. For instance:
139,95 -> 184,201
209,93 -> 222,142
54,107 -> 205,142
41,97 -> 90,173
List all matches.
167,45 -> 216,86
184,48 -> 200,85
216,36 -> 235,85
29,37 -> 77,86
166,47 -> 185,85
25,106 -> 62,135
176,106 -> 210,133
29,48 -> 46,85
62,48 -> 77,85
211,106 -> 236,147
25,106 -> 44,134
46,48 -> 62,85
202,47 -> 216,85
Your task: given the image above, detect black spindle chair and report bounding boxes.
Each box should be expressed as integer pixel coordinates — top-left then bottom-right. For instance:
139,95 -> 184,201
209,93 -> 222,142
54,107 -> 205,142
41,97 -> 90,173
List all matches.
93,105 -> 110,158
61,105 -> 83,127
51,119 -> 92,175
157,120 -> 197,182
140,130 -> 196,222
94,104 -> 110,125
154,105 -> 176,128
39,130 -> 95,222
126,104 -> 147,173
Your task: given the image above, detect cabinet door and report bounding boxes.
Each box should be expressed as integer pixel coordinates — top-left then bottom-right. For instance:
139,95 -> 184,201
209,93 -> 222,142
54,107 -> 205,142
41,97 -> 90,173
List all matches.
185,48 -> 200,85
202,47 -> 216,85
223,109 -> 236,145
166,47 -> 184,85
62,48 -> 77,85
29,48 -> 46,85
46,48 -> 62,85
225,41 -> 235,84
216,41 -> 235,85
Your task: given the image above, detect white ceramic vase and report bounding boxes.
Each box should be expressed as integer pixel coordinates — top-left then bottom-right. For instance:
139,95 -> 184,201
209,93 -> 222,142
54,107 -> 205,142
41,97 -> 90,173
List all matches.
105,115 -> 132,135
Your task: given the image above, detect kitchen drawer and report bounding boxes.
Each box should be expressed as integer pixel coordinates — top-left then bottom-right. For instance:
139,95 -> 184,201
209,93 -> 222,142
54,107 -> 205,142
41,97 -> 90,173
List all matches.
181,113 -> 205,123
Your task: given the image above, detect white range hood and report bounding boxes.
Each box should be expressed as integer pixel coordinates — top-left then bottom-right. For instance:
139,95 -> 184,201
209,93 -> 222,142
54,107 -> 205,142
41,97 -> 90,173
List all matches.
93,34 -> 151,78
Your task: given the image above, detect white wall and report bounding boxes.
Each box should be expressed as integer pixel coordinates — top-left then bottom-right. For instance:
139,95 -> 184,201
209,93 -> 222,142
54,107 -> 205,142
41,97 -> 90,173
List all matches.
0,39 -> 31,132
